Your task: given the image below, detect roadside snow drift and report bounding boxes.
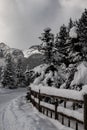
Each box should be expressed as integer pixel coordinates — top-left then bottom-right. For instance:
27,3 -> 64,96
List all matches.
71,62 -> 87,86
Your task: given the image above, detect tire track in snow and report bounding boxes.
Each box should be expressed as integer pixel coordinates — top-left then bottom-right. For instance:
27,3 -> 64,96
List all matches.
1,107 -> 6,130
0,96 -> 59,130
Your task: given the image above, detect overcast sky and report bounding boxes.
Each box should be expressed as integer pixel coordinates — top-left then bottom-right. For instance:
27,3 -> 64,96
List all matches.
0,0 -> 87,50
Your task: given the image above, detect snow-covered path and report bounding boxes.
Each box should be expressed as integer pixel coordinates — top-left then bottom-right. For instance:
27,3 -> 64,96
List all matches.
2,97 -> 59,130
0,88 -> 74,130
0,88 -> 27,130
0,88 -> 60,130
0,88 -> 26,108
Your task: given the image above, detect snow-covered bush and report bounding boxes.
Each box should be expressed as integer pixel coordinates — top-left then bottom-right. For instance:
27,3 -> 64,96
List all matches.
60,62 -> 87,91
27,64 -> 64,88
71,62 -> 87,89
28,61 -> 87,91
25,64 -> 47,86
81,85 -> 87,95
60,64 -> 76,89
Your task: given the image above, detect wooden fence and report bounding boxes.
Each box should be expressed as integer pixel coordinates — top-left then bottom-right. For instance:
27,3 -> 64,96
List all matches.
27,87 -> 87,130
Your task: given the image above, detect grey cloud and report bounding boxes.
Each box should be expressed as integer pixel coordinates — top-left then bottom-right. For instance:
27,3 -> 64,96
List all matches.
31,0 -> 61,24
0,0 -> 86,49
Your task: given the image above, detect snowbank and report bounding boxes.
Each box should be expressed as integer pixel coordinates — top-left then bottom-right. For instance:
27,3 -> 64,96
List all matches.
81,85 -> 87,95
71,62 -> 87,86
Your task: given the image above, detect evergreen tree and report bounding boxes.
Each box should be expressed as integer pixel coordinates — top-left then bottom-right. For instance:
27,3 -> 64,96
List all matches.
66,25 -> 82,65
16,59 -> 26,87
65,64 -> 77,89
25,66 -> 31,86
68,18 -> 74,32
59,24 -> 68,45
2,54 -> 16,88
77,9 -> 87,60
0,49 -> 3,58
55,33 -> 60,49
55,24 -> 68,55
0,67 -> 3,83
55,24 -> 69,66
39,27 -> 56,65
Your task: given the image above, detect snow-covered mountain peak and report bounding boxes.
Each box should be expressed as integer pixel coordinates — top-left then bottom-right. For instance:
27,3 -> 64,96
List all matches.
0,42 -> 24,64
23,45 -> 42,58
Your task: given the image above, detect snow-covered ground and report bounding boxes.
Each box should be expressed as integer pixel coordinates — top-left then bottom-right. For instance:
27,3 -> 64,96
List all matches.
0,88 -> 27,130
0,88 -> 74,130
0,88 -> 27,108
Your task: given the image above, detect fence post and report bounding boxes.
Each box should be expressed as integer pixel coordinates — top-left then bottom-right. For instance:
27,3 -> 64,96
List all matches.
64,101 -> 66,108
55,99 -> 58,120
38,89 -> 42,112
33,91 -> 35,106
84,94 -> 87,130
26,87 -> 31,102
73,103 -> 76,110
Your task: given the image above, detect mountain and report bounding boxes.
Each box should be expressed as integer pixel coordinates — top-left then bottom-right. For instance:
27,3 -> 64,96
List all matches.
25,53 -> 44,70
0,43 -> 24,67
0,42 -> 24,59
23,45 -> 42,58
23,45 -> 44,70
0,43 -> 44,70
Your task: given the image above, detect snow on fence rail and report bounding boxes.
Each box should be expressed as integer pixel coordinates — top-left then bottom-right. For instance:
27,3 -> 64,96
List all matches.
30,85 -> 84,102
27,85 -> 87,130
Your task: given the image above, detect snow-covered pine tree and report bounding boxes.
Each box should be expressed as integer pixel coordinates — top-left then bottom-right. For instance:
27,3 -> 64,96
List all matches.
39,28 -> 61,87
39,27 -> 56,65
64,26 -> 82,89
67,25 -> 82,64
77,9 -> 87,60
65,64 -> 77,89
25,66 -> 31,86
58,24 -> 68,48
0,67 -> 3,83
68,18 -> 74,32
16,59 -> 26,87
55,24 -> 69,66
2,54 -> 16,89
0,49 -> 3,58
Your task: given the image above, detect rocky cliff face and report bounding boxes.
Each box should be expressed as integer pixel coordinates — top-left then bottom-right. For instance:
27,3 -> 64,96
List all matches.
0,43 -> 24,67
0,43 -> 44,70
0,42 -> 24,59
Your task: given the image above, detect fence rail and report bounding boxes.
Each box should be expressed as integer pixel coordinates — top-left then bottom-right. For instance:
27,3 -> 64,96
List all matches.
27,87 -> 87,130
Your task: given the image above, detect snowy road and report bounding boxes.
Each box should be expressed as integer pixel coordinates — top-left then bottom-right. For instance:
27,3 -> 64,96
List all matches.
0,88 -> 61,130
0,88 -> 26,108
0,88 -> 27,130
